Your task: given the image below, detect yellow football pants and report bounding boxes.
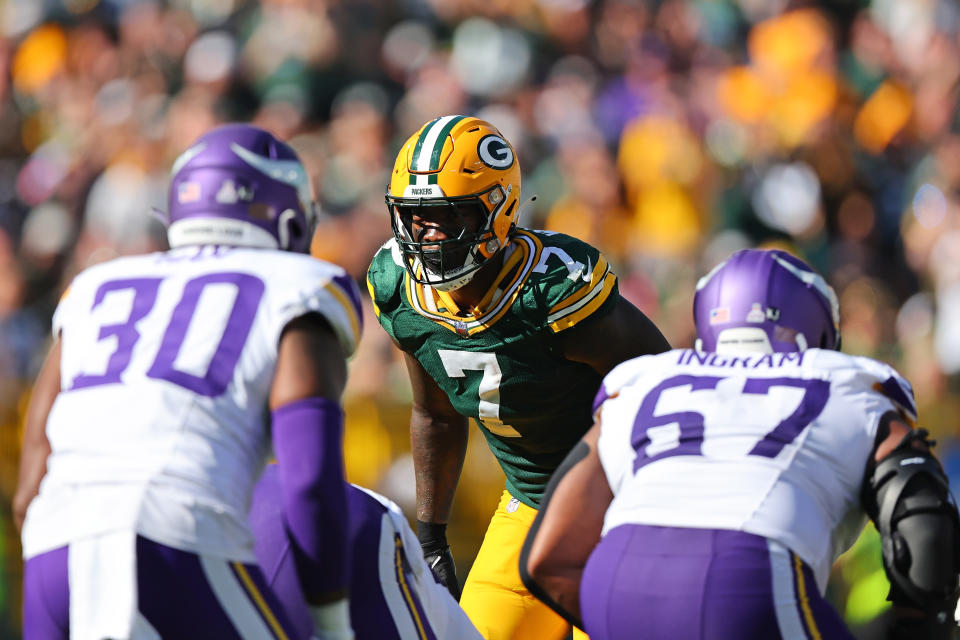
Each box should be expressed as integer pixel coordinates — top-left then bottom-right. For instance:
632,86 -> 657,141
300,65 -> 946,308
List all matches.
460,490 -> 589,640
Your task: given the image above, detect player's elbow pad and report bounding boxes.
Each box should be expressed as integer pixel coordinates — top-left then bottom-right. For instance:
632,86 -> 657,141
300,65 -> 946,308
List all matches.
863,429 -> 960,615
272,396 -> 350,602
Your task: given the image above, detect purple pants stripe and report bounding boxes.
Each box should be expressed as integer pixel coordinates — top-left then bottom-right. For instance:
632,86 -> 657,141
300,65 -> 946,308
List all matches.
136,536 -> 299,639
790,552 -> 818,639
392,534 -> 436,640
250,464 -> 434,639
579,524 -> 854,640
22,536 -> 299,640
228,560 -> 292,640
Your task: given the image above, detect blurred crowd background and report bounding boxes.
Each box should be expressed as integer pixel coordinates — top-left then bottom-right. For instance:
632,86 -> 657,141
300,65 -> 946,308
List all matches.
0,0 -> 958,637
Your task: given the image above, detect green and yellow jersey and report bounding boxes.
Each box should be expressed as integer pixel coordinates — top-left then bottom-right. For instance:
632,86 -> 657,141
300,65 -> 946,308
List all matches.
366,228 -> 619,508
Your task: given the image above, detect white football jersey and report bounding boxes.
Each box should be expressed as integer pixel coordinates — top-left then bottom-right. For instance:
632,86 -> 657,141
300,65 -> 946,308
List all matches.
595,348 -> 916,593
22,245 -> 362,561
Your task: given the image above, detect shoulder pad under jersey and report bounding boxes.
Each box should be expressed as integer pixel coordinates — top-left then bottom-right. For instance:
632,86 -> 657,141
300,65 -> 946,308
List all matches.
268,253 -> 364,358
366,238 -> 407,333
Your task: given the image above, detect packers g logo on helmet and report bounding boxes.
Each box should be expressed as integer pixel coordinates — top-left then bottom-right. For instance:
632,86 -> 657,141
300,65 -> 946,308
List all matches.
386,115 -> 522,292
478,135 -> 514,170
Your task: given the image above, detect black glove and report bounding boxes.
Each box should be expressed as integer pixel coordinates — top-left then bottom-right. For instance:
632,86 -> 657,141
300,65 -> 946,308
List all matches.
886,581 -> 957,640
887,606 -> 956,640
417,520 -> 461,600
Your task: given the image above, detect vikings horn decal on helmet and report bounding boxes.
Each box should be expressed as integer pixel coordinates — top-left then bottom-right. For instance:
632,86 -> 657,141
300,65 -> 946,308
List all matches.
164,123 -> 318,253
693,249 -> 841,354
386,115 -> 522,291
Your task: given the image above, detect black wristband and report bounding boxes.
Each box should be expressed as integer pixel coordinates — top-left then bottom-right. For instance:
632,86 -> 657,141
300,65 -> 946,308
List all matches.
416,520 -> 448,550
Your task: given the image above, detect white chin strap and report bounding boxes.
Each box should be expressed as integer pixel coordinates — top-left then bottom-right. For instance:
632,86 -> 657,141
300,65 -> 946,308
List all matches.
419,258 -> 481,292
167,218 -> 279,250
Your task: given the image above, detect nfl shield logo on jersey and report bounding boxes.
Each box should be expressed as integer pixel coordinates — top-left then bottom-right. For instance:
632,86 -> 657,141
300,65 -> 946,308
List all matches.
507,497 -> 521,513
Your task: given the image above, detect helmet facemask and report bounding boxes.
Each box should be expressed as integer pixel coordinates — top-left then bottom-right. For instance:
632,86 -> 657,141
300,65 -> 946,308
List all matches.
388,183 -> 513,292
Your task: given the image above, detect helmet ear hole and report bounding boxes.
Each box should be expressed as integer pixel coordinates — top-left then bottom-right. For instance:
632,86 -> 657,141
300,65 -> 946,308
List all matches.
289,220 -> 304,242
287,217 -> 307,250
276,209 -> 301,251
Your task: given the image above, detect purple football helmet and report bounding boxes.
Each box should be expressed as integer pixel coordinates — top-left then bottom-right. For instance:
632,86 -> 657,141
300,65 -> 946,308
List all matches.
165,123 -> 317,253
693,249 -> 840,354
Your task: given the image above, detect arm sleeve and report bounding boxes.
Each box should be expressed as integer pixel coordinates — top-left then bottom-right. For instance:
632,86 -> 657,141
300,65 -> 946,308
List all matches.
271,396 -> 350,601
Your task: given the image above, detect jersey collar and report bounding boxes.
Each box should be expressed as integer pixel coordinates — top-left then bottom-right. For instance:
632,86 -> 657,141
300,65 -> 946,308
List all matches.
404,230 -> 543,335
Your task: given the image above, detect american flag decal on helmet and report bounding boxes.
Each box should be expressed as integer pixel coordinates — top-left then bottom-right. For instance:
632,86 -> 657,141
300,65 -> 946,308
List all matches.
709,307 -> 730,324
178,181 -> 201,203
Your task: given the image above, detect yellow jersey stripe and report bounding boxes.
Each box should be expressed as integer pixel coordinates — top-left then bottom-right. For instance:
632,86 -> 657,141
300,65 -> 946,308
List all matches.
546,255 -> 610,316
792,553 -> 822,640
547,272 -> 617,333
366,275 -> 381,319
434,288 -> 463,316
326,281 -> 362,348
394,536 -> 429,639
474,243 -> 526,313
231,562 -> 290,640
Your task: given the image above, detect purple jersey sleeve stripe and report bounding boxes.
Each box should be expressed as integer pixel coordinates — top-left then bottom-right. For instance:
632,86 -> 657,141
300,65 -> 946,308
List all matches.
326,274 -> 364,352
876,377 -> 917,421
592,383 -> 610,415
331,273 -> 364,325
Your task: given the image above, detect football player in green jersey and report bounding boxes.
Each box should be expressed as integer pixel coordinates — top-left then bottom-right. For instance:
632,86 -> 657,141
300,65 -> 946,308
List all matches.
366,115 -> 670,640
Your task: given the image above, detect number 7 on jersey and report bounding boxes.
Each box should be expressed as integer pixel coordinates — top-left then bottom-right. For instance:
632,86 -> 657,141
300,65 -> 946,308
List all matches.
437,350 -> 522,438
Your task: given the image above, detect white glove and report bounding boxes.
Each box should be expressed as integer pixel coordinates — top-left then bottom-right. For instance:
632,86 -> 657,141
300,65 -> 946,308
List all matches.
309,598 -> 354,640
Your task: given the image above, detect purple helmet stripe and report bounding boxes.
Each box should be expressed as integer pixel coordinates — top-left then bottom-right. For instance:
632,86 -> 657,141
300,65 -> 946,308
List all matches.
592,383 -> 610,415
